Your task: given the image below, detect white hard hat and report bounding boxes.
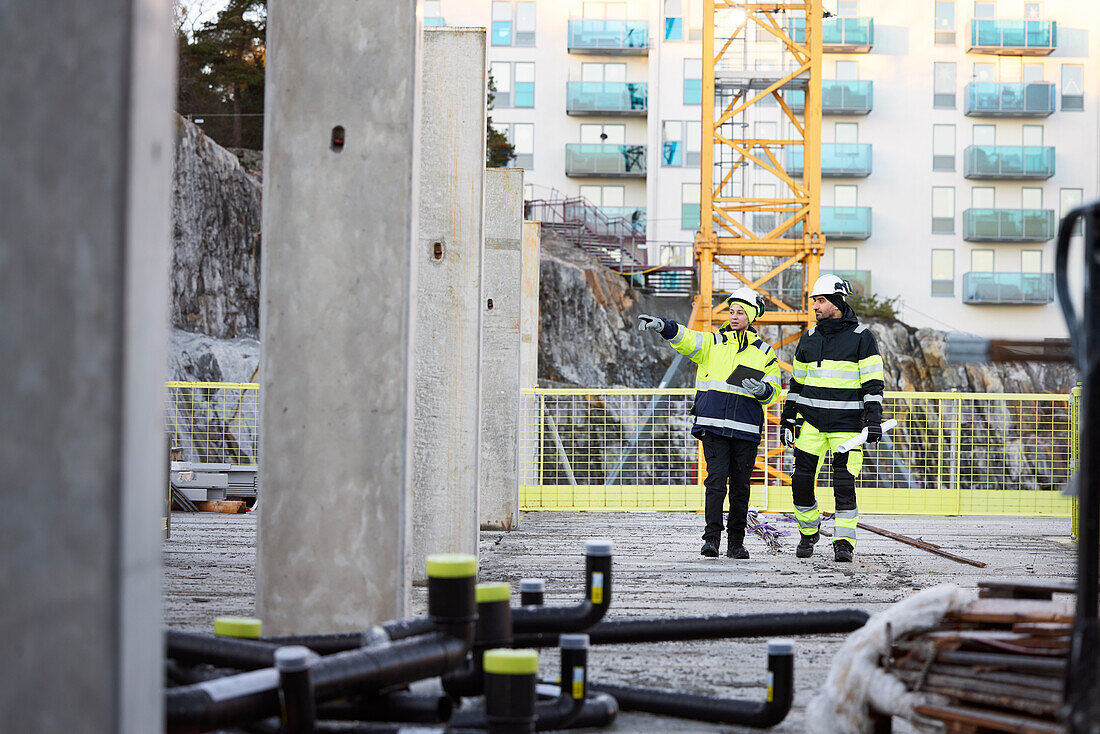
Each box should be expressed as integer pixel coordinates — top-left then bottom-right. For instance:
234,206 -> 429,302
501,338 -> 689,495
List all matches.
725,287 -> 767,321
810,274 -> 852,299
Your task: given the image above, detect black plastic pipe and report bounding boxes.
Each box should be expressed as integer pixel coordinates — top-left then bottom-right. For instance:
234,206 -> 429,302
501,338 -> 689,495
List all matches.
590,638 -> 794,728
262,617 -> 437,656
533,633 -> 587,730
482,649 -> 538,734
519,579 -> 544,607
166,554 -> 476,733
513,608 -> 868,648
276,645 -> 318,734
511,539 -> 612,634
167,629 -> 280,670
443,583 -> 513,699
317,691 -> 454,724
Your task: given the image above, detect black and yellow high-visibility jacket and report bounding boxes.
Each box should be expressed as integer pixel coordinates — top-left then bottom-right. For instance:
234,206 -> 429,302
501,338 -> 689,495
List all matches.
658,320 -> 782,442
781,304 -> 884,433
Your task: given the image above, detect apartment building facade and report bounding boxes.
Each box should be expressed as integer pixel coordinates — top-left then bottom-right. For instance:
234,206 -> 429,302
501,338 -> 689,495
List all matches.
434,0 -> 1099,337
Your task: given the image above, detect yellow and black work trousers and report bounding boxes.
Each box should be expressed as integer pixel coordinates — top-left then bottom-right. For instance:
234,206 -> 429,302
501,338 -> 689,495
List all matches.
791,422 -> 861,547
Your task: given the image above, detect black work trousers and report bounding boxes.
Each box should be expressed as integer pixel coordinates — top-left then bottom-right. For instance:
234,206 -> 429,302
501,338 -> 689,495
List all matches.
700,432 -> 759,548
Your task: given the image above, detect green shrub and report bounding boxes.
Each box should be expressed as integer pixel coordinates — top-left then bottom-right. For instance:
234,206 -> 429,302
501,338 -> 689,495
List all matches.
849,291 -> 899,319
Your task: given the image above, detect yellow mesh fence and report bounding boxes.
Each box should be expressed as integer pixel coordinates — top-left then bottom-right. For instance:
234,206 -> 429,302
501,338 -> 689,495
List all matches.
165,382 -> 259,464
520,389 -> 1077,517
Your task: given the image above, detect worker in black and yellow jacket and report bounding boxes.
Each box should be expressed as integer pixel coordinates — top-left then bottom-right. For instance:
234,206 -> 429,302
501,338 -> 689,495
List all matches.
780,275 -> 886,563
639,287 -> 782,559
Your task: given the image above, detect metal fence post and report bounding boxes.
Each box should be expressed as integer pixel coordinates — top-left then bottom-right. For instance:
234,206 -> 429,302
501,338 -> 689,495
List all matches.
936,397 -> 945,493
538,393 -> 545,488
952,391 -> 962,516
1072,383 -> 1082,540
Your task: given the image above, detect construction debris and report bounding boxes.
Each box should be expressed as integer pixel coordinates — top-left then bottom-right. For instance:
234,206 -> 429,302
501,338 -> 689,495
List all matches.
812,513 -> 988,568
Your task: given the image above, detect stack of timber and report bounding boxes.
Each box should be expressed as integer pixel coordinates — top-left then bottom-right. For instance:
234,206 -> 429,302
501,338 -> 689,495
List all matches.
887,579 -> 1073,733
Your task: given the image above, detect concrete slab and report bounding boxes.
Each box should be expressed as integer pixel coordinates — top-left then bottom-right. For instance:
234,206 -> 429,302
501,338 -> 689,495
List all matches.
164,511 -> 1075,732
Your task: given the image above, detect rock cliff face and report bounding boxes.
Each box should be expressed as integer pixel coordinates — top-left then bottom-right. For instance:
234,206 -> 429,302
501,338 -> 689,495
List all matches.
171,115 -> 262,339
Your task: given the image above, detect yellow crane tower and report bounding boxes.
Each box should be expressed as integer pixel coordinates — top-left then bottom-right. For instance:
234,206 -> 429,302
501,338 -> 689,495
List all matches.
692,0 -> 824,350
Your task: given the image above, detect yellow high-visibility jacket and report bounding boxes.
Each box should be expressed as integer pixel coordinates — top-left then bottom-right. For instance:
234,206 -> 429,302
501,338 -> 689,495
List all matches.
659,320 -> 782,442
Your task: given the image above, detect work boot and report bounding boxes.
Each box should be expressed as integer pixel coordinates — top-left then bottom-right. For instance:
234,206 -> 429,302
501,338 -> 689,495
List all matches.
833,540 -> 854,563
700,541 -> 720,557
795,531 -> 819,558
726,545 -> 749,559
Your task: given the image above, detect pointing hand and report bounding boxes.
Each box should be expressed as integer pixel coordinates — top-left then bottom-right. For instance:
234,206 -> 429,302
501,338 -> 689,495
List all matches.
638,314 -> 665,333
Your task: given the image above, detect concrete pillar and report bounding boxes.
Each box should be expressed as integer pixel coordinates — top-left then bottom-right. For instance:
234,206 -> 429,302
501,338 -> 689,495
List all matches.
408,28 -> 488,585
479,170 -> 525,530
518,221 -> 542,504
0,1 -> 174,731
258,0 -> 421,633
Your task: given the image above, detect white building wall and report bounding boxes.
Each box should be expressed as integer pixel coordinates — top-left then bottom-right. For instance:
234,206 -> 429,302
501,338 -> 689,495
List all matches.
440,0 -> 1099,338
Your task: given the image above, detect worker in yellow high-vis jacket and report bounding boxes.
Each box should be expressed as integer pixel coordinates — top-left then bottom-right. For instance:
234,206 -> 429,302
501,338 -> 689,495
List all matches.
780,275 -> 886,563
639,287 -> 782,559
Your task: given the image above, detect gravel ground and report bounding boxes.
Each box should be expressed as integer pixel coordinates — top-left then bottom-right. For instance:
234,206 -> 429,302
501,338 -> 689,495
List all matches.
164,510 -> 1075,732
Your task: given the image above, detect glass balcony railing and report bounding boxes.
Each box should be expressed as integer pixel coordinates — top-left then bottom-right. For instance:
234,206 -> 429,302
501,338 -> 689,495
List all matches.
599,206 -> 646,234
964,145 -> 1055,179
567,20 -> 649,53
964,82 -> 1055,116
963,272 -> 1055,304
565,143 -> 647,176
784,80 -> 873,115
566,82 -> 648,114
786,143 -> 872,178
822,269 -> 871,296
788,17 -> 874,51
969,19 -> 1056,54
963,208 -> 1055,242
822,206 -> 872,239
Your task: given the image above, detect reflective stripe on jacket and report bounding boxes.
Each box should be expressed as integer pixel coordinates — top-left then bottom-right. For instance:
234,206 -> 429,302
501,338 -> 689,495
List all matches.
659,319 -> 782,442
783,304 -> 884,433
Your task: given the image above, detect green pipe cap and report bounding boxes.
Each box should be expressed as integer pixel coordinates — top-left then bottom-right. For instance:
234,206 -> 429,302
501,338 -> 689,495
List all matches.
214,616 -> 263,639
425,553 -> 477,578
476,582 -> 511,603
483,648 -> 539,676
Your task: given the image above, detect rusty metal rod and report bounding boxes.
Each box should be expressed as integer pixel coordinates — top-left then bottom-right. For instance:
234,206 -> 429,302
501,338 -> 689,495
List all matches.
819,514 -> 986,568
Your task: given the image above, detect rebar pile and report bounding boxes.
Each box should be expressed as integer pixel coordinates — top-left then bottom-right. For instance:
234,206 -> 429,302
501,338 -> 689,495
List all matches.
886,579 -> 1073,733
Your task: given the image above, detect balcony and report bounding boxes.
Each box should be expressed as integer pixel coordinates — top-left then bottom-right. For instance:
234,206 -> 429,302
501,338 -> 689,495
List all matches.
822,269 -> 871,296
964,82 -> 1055,117
962,208 -> 1055,242
566,82 -> 648,115
784,80 -> 873,115
599,206 -> 646,235
788,17 -> 874,52
963,272 -> 1055,304
786,143 -> 872,178
968,19 -> 1056,55
964,145 -> 1055,179
822,206 -> 872,240
567,20 -> 649,54
565,143 -> 647,177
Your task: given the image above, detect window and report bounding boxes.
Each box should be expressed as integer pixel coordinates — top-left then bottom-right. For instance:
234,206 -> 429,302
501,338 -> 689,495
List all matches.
973,62 -> 995,82
973,2 -> 995,19
661,121 -> 683,166
934,63 -> 956,108
579,185 -> 624,206
835,122 -> 858,144
933,124 -> 955,171
835,61 -> 858,81
581,123 -> 625,144
1061,188 -> 1084,235
753,183 -> 777,233
682,182 -> 700,230
972,124 -> 995,145
1062,65 -> 1084,110
836,0 -> 858,15
1022,187 -> 1043,210
1022,125 -> 1043,147
935,0 -> 956,44
424,0 -> 444,25
511,123 -> 533,169
493,2 -> 535,45
491,2 -> 512,45
1023,63 -> 1043,83
514,63 -> 535,107
664,0 -> 683,40
932,249 -> 955,296
971,187 -> 995,209
1024,2 -> 1042,19
684,59 -> 702,104
581,62 -> 626,83
834,247 -> 858,271
515,2 -> 535,45
932,186 -> 955,233
971,249 -> 994,272
1021,250 -> 1042,272
834,185 -> 858,207
490,62 -> 534,108
583,2 -> 627,19
685,121 -> 701,166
